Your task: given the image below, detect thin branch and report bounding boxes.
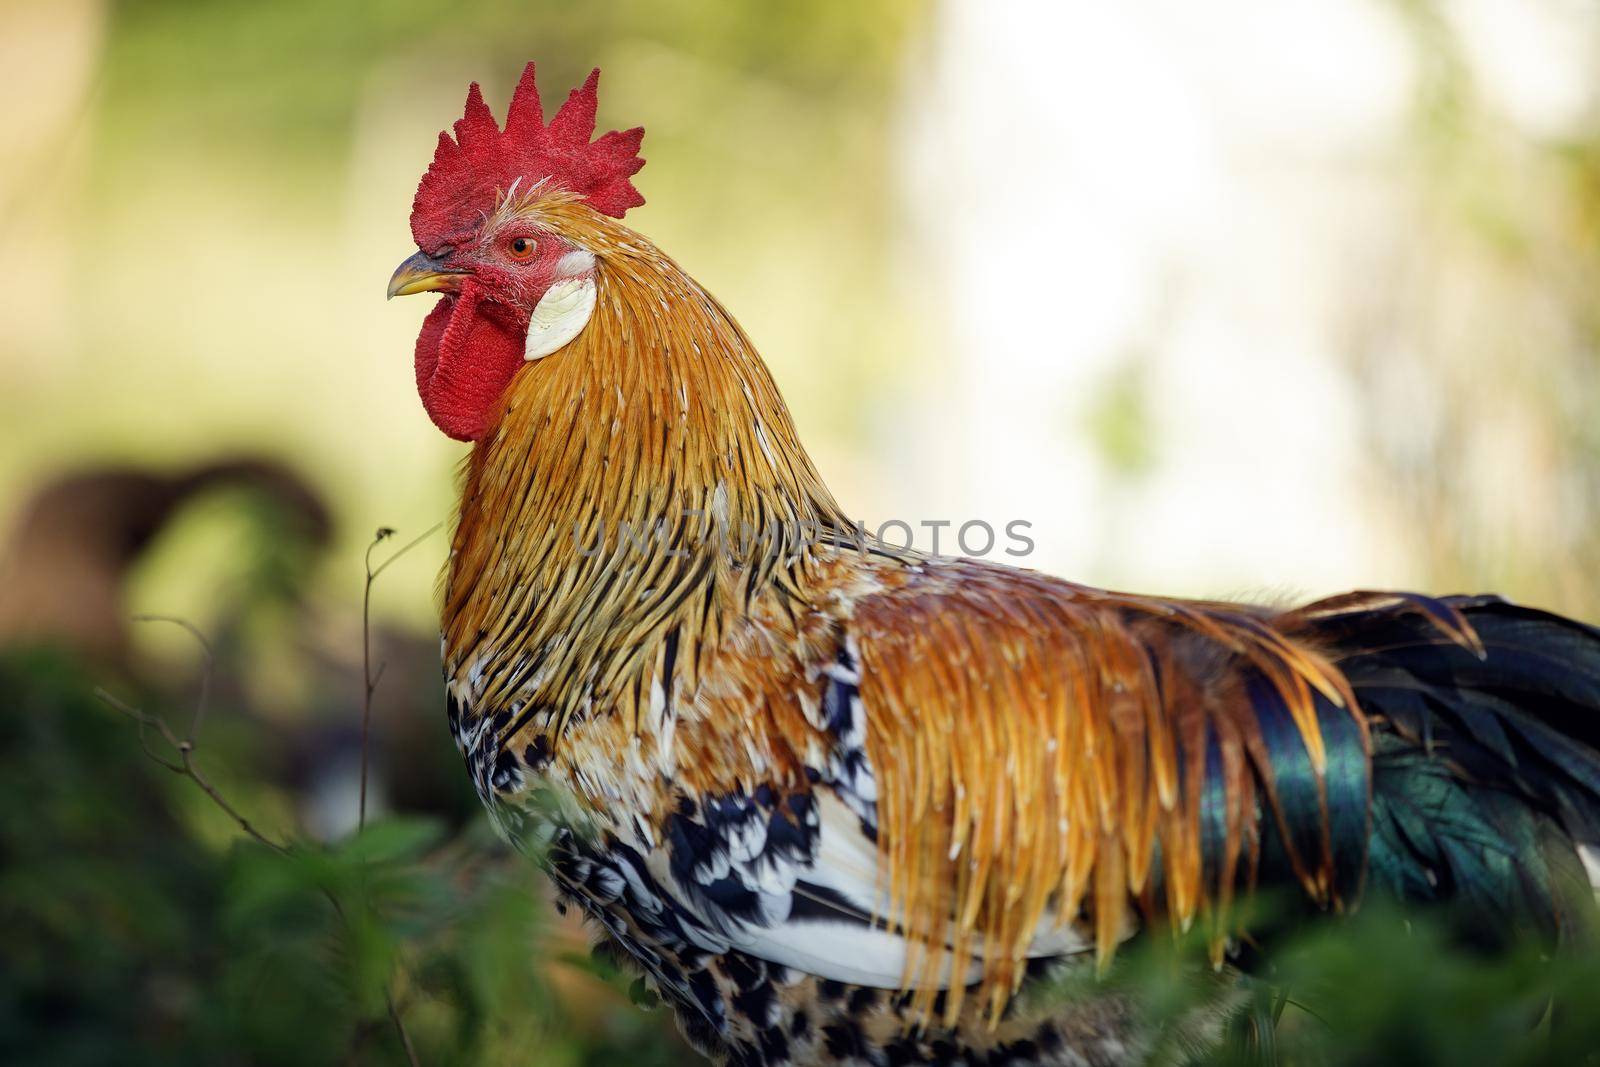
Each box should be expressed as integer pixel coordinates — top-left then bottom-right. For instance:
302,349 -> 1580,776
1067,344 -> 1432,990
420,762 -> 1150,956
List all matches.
102,614 -> 428,1064
359,529 -> 388,834
1271,985 -> 1292,1024
387,991 -> 422,1067
133,613 -> 216,745
370,523 -> 443,584
96,686 -> 288,855
359,522 -> 442,832
357,523 -> 441,1066
1278,993 -> 1330,1030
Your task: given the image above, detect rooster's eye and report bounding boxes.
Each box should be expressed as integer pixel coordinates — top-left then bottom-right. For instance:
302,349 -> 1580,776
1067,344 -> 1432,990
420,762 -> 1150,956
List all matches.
507,236 -> 535,261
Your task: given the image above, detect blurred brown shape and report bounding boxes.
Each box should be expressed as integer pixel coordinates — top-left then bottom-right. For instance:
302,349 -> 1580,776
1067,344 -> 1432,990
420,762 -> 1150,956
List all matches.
0,456 -> 331,664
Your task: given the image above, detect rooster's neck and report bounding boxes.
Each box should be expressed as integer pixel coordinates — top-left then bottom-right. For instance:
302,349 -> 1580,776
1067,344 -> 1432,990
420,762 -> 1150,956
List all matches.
441,219 -> 848,746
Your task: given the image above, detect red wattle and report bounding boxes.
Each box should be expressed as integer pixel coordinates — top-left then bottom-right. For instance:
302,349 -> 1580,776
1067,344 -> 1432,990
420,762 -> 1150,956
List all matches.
414,282 -> 527,441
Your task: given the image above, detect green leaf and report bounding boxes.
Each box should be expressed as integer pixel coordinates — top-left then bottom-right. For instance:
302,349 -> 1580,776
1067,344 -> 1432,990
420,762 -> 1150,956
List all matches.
337,817 -> 446,864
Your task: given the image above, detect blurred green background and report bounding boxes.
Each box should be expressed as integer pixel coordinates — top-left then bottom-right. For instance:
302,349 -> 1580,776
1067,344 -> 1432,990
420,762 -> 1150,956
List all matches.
2,0 -> 1599,1063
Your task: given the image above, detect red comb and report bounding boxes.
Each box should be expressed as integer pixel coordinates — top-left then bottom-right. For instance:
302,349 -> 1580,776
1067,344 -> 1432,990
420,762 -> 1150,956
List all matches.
410,63 -> 645,249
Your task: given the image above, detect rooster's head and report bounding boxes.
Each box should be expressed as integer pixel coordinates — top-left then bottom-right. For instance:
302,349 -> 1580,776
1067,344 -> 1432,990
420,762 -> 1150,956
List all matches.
388,63 -> 645,441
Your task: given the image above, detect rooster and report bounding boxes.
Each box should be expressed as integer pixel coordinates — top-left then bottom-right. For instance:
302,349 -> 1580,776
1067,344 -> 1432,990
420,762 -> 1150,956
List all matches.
387,64 -> 1600,1065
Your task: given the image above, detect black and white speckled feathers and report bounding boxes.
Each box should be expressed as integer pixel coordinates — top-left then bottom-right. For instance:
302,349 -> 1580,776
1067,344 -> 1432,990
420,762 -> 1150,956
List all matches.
544,824 -> 1156,1067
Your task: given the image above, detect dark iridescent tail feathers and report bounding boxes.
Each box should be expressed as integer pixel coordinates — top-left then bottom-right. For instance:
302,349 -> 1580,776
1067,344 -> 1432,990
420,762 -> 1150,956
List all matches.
1292,594 -> 1600,948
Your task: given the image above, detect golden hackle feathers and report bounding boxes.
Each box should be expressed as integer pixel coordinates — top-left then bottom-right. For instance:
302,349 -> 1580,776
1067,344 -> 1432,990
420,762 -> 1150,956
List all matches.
444,194 -> 849,752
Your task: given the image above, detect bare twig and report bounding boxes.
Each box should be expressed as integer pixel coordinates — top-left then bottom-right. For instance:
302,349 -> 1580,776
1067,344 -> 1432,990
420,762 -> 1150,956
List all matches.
110,553 -> 443,1064
98,615 -> 283,852
342,993 -> 421,1067
96,685 -> 289,856
133,614 -> 216,745
387,991 -> 422,1067
359,523 -> 443,833
1272,986 -> 1291,1024
357,522 -> 442,1065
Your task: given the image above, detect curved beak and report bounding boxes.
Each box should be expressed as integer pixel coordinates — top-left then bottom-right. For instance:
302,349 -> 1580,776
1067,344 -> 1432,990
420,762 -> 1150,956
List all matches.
387,250 -> 467,300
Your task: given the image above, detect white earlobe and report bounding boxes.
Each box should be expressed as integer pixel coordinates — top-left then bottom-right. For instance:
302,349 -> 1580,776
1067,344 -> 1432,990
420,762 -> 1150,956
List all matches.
525,275 -> 597,361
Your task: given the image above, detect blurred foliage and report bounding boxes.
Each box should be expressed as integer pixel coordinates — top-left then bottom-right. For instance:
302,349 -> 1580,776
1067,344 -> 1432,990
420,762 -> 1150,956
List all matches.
5,640 -> 1599,1065
0,647 -> 695,1066
1355,0 -> 1600,618
1023,892 -> 1600,1067
1221,908 -> 1600,1067
95,0 -> 917,178
1083,357 -> 1159,481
